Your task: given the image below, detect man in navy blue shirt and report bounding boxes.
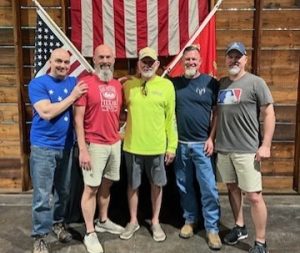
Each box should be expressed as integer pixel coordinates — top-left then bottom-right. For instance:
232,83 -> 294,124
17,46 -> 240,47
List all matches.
29,48 -> 88,253
170,45 -> 221,250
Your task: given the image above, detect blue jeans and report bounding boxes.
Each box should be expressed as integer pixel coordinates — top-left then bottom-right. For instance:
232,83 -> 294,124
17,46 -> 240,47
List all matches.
30,145 -> 72,237
174,142 -> 220,233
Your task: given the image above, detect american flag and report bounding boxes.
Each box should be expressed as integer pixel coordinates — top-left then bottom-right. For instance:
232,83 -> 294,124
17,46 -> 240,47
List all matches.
71,0 -> 208,58
34,3 -> 94,78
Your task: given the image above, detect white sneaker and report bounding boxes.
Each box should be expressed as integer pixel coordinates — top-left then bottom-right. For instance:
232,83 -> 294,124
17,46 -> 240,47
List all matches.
83,232 -> 103,253
95,219 -> 124,234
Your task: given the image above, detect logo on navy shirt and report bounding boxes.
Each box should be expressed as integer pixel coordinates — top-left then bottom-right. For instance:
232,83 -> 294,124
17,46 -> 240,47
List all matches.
218,89 -> 242,104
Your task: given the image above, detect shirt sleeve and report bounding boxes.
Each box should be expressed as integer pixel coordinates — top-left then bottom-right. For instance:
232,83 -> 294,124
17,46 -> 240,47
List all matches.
254,77 -> 274,106
165,81 -> 178,153
28,78 -> 49,105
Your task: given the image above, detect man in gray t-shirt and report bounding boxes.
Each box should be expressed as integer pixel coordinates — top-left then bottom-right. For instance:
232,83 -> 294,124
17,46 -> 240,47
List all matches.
215,42 -> 275,253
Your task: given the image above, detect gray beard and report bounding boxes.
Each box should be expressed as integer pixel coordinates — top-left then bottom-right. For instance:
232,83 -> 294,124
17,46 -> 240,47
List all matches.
228,66 -> 241,76
95,67 -> 113,82
184,68 -> 197,78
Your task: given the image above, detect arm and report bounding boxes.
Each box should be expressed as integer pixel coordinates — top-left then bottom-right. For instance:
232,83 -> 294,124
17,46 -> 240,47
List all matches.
34,80 -> 88,121
204,106 -> 217,156
74,105 -> 91,170
256,103 -> 275,161
165,85 -> 178,165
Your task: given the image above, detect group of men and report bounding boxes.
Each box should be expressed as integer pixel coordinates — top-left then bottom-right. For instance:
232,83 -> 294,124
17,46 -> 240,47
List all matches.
28,41 -> 275,253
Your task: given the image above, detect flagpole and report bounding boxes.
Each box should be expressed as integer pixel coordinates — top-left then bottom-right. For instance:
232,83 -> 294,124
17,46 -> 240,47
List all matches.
161,0 -> 223,77
32,0 -> 94,73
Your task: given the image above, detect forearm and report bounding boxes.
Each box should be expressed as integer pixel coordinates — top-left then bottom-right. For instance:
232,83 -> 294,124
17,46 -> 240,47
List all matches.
208,109 -> 217,140
74,107 -> 88,152
39,95 -> 76,120
261,105 -> 275,148
262,113 -> 275,148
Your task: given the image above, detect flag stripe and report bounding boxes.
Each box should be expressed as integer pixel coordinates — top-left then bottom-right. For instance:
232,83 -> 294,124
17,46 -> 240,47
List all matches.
178,0 -> 189,50
189,0 -> 199,37
168,0 -> 179,55
124,1 -> 137,58
71,0 -> 208,58
93,0 -> 103,53
82,0 -> 93,57
147,0 -> 158,53
70,0 -> 82,54
136,0 -> 148,53
198,0 -> 208,24
114,0 -> 126,58
103,1 -> 115,55
158,0 -> 169,56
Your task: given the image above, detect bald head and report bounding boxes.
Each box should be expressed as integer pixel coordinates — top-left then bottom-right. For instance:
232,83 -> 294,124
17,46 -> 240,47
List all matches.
49,48 -> 70,79
50,48 -> 70,60
94,44 -> 115,82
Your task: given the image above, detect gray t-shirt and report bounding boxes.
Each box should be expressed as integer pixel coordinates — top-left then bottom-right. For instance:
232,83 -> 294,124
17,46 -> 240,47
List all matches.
215,72 -> 273,153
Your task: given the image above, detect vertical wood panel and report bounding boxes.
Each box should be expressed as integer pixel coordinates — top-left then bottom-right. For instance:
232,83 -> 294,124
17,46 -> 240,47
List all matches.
12,0 -> 29,191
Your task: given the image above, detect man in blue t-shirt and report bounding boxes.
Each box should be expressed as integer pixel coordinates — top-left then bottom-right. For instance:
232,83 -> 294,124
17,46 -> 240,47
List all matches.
170,45 -> 221,250
29,48 -> 88,253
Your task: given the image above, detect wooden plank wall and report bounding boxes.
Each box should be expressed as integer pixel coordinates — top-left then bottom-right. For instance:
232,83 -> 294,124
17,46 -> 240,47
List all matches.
216,0 -> 300,192
0,0 -> 22,190
0,0 -> 299,192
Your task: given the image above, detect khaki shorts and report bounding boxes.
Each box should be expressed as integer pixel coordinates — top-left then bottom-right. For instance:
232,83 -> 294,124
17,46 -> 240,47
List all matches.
82,141 -> 121,187
216,152 -> 262,192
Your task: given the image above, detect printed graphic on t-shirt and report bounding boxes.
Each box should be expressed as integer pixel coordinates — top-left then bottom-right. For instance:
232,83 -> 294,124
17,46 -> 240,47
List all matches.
196,87 -> 206,96
99,85 -> 118,112
218,89 -> 242,104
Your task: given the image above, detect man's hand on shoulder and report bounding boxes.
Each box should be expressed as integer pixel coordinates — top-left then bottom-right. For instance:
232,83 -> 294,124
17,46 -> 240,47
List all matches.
70,80 -> 88,100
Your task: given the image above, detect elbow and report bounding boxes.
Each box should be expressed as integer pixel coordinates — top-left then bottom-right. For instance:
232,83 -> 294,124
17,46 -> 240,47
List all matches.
39,112 -> 54,121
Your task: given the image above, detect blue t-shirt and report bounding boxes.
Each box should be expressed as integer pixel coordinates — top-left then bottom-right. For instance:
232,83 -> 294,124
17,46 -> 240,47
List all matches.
171,74 -> 219,142
29,74 -> 76,149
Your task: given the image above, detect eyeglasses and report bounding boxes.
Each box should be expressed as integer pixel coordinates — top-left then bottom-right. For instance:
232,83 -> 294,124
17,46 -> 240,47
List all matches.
141,81 -> 147,96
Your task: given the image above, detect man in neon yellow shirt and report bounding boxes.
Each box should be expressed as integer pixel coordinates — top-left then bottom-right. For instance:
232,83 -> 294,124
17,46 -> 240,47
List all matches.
120,47 -> 178,242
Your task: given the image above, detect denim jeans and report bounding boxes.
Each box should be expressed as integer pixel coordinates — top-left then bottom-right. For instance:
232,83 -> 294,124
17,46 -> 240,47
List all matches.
30,145 -> 72,237
174,142 -> 220,233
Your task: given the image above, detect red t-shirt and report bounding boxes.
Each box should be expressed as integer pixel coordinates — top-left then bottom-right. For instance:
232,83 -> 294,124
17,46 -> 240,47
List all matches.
75,75 -> 123,144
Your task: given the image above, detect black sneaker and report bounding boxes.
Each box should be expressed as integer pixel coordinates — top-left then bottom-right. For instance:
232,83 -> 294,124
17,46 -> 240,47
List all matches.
223,224 -> 248,245
249,241 -> 269,253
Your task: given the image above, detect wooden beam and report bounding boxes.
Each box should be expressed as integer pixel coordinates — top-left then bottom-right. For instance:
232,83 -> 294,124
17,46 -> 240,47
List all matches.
294,58 -> 300,193
252,0 -> 263,75
60,0 -> 66,33
12,0 -> 30,191
210,0 -> 215,10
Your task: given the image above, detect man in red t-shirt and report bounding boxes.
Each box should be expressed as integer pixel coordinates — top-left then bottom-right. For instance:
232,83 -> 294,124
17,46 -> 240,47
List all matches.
74,44 -> 124,253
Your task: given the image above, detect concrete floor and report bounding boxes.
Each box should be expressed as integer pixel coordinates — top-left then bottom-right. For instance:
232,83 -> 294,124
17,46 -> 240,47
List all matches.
0,193 -> 299,253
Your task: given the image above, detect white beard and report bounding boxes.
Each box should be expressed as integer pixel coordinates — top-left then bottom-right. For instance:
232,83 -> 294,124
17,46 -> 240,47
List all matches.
140,69 -> 155,79
228,66 -> 241,76
95,66 -> 113,82
184,68 -> 197,78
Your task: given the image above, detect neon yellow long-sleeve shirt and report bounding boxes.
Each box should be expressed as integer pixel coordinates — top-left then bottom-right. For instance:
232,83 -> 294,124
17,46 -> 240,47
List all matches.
123,75 -> 178,155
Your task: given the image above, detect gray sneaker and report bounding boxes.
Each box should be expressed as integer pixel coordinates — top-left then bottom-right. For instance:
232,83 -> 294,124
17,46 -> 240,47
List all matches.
52,223 -> 72,243
119,223 -> 140,240
84,232 -> 103,253
33,236 -> 49,253
95,219 -> 124,234
151,223 -> 166,242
